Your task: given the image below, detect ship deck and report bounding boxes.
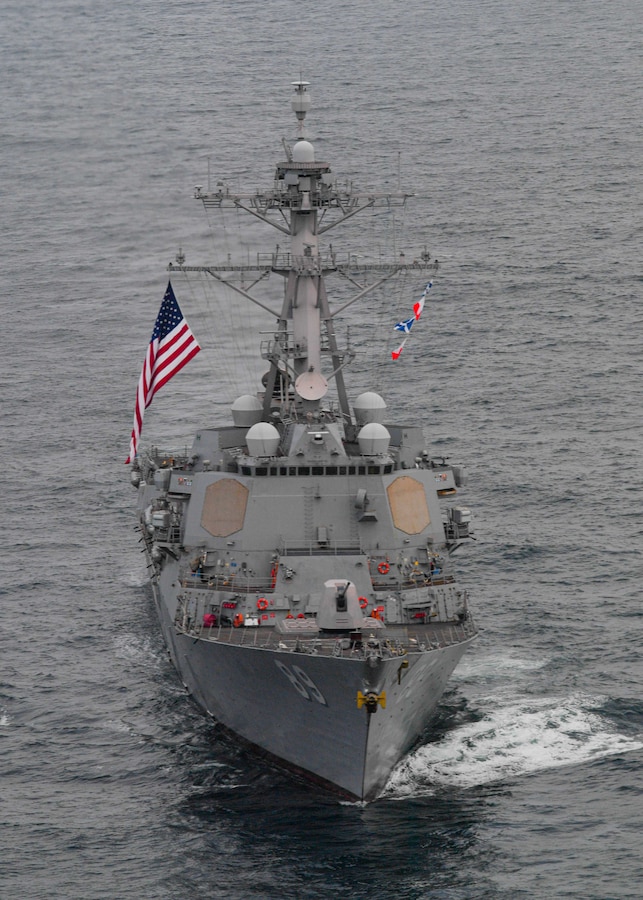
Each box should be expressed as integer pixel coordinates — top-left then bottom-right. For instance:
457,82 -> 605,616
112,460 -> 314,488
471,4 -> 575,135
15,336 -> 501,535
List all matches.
177,617 -> 477,658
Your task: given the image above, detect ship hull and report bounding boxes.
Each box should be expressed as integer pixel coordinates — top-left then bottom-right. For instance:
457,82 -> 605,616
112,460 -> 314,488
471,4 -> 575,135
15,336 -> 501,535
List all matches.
129,82 -> 479,804
151,580 -> 473,801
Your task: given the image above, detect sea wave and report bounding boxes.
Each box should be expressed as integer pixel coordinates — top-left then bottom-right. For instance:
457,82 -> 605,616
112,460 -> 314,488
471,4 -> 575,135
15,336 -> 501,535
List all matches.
383,692 -> 643,798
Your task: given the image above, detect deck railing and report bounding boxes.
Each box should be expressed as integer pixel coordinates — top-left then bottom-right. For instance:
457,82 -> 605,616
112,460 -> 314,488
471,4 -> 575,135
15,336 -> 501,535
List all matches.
174,596 -> 476,658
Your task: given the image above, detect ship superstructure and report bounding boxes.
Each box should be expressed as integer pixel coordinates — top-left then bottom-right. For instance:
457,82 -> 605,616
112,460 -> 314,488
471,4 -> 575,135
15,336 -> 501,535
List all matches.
130,82 -> 476,801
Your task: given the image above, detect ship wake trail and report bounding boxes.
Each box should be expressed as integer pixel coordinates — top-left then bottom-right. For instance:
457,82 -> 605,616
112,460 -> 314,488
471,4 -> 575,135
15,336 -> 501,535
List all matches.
383,692 -> 643,798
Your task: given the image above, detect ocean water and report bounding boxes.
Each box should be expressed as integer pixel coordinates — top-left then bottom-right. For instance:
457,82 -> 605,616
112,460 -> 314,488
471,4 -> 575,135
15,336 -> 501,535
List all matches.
2,1 -> 641,898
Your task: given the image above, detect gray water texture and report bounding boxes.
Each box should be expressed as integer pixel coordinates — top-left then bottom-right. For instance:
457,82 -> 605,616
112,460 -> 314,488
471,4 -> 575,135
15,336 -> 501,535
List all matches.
1,1 -> 641,898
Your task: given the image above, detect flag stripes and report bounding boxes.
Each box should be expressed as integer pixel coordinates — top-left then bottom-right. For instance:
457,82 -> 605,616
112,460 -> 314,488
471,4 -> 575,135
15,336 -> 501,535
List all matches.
126,282 -> 200,463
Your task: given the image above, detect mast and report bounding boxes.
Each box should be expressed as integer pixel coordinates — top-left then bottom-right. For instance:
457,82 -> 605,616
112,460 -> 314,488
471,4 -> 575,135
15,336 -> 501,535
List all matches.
283,81 -> 326,408
174,81 -> 436,424
267,80 -> 361,421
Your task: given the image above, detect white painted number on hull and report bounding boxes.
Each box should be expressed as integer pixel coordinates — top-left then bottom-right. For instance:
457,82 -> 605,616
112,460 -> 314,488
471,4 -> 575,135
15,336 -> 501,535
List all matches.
274,660 -> 327,705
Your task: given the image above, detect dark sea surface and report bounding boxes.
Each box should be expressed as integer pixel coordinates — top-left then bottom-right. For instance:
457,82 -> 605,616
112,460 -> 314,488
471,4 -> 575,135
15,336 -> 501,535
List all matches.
2,0 -> 641,897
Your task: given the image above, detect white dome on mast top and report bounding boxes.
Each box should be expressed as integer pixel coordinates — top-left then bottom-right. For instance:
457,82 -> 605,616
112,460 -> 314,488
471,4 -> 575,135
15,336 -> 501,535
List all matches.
293,140 -> 315,163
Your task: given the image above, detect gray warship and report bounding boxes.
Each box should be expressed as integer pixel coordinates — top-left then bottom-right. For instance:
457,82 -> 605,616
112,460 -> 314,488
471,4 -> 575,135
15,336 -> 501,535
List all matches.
129,82 -> 477,801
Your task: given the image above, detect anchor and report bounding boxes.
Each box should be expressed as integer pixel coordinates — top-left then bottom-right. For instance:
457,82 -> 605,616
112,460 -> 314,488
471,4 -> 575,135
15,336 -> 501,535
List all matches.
356,690 -> 387,713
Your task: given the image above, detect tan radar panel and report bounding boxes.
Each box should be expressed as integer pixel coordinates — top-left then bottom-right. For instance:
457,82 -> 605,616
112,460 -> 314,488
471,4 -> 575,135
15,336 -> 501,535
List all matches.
201,479 -> 249,537
386,476 -> 431,534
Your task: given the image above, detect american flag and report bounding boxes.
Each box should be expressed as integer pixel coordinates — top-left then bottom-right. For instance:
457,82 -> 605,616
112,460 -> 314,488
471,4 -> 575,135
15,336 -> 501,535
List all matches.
126,282 -> 201,463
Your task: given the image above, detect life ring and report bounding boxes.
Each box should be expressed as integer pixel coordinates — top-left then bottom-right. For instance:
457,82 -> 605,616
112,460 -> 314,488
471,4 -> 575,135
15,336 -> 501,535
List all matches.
359,596 -> 369,609
257,597 -> 269,611
377,562 -> 390,575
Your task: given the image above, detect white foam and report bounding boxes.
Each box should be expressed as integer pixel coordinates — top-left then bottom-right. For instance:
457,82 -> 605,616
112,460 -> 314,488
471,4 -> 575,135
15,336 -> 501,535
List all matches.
384,692 -> 643,799
113,633 -> 164,667
452,651 -> 550,681
103,718 -> 136,736
124,568 -> 150,589
0,713 -> 9,727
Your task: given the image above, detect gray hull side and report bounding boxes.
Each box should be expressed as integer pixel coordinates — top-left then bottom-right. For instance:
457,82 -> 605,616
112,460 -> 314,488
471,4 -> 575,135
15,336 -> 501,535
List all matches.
151,581 -> 471,800
362,639 -> 469,798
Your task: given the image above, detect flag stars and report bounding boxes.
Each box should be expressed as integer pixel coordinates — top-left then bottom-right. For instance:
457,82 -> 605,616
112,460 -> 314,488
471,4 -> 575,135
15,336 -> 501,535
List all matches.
126,282 -> 201,463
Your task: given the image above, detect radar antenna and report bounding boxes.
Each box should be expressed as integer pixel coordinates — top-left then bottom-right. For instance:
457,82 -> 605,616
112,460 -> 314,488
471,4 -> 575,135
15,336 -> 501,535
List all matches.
291,80 -> 311,138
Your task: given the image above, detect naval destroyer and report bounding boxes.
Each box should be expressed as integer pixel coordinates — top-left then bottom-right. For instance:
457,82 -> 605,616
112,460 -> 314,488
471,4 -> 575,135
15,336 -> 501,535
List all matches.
128,82 -> 477,801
